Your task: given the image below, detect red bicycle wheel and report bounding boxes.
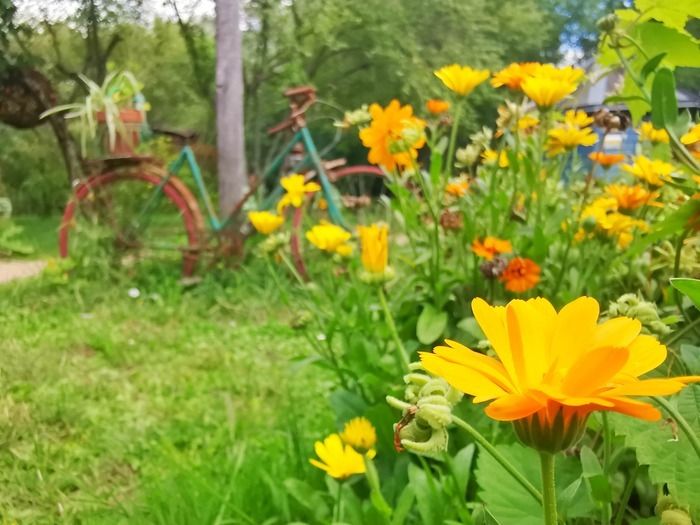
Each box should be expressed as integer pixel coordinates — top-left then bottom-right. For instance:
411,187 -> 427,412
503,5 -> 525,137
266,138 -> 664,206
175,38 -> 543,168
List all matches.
59,165 -> 205,277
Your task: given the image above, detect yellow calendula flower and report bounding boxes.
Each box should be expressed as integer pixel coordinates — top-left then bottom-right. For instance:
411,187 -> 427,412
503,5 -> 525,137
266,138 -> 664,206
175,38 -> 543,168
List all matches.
681,123 -> 700,159
359,100 -> 426,171
491,62 -> 541,90
357,223 -> 389,273
547,126 -> 597,156
517,114 -> 539,133
306,222 -> 352,255
309,433 -> 366,479
563,109 -> 594,128
434,64 -> 490,96
340,417 -> 377,456
247,211 -> 284,235
277,174 -> 321,212
521,64 -> 584,108
420,296 -> 700,453
622,156 -> 674,186
605,183 -> 660,210
482,149 -> 509,168
579,197 -> 648,248
638,121 -> 669,144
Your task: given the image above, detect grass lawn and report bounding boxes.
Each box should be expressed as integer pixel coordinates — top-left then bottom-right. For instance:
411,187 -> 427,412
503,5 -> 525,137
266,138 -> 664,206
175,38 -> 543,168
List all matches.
1,225 -> 334,523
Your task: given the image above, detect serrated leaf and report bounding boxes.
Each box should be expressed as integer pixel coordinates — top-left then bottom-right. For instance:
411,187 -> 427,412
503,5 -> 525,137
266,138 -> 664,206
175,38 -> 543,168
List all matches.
416,304 -> 448,345
610,399 -> 700,522
651,68 -> 678,128
680,345 -> 700,375
670,278 -> 700,310
634,0 -> 700,34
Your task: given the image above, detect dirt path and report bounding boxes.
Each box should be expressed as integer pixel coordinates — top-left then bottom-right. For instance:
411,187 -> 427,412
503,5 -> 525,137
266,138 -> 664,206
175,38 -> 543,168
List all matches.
0,260 -> 46,284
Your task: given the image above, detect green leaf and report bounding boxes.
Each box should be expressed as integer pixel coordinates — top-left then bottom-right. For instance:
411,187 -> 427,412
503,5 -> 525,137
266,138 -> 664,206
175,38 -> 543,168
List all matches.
638,23 -> 700,69
475,443 -> 543,525
283,478 -> 330,521
408,462 -> 444,525
640,52 -> 667,80
580,446 -> 612,504
611,397 -> 700,522
670,278 -> 700,310
680,345 -> 700,375
625,198 -> 700,258
634,0 -> 700,34
651,68 -> 678,128
416,304 -> 448,345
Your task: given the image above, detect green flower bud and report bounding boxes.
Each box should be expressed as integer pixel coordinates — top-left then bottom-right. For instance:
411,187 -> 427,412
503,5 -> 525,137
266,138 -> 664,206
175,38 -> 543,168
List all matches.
661,509 -> 692,525
399,422 -> 449,458
582,216 -> 597,233
596,14 -> 618,34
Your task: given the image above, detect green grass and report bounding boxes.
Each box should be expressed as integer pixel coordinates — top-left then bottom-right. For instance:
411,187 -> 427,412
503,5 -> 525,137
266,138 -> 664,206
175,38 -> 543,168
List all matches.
0,264 -> 333,523
12,216 -> 60,258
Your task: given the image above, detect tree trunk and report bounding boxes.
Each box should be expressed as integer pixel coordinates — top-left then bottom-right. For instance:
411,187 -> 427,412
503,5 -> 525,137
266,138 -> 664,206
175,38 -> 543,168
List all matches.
215,0 -> 247,217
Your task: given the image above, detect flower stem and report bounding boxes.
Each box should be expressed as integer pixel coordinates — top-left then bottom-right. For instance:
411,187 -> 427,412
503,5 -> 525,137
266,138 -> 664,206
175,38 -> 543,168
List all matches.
451,415 -> 543,505
654,396 -> 700,460
539,452 -> 558,525
378,286 -> 410,374
445,102 -> 463,178
612,463 -> 638,525
363,456 -> 393,520
333,480 -> 343,523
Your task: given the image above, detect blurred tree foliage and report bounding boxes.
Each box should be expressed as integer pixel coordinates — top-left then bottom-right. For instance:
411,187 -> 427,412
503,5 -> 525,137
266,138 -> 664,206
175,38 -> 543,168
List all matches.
1,0 -> 622,214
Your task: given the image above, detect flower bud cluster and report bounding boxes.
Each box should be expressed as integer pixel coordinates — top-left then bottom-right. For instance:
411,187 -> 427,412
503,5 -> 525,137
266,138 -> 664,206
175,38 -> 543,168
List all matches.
387,362 -> 463,458
607,293 -> 671,336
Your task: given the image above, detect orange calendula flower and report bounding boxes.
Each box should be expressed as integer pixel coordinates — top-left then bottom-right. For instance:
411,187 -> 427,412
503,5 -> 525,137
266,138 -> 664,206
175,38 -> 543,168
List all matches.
420,296 -> 700,453
681,123 -> 700,159
482,149 -> 509,168
471,236 -> 513,260
622,156 -> 674,186
309,433 -> 366,479
426,98 -> 450,115
589,151 -> 625,168
491,62 -> 541,90
277,174 -> 321,212
500,257 -> 540,293
605,183 -> 660,210
359,100 -> 426,171
445,178 -> 470,197
248,210 -> 284,235
434,64 -> 490,96
521,64 -> 584,108
638,121 -> 669,144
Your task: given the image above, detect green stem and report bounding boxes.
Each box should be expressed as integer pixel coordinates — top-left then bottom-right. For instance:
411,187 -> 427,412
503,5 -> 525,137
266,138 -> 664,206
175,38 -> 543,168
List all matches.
612,463 -> 639,525
654,396 -> 700,461
333,480 -> 343,523
363,456 -> 393,520
539,452 -> 558,525
445,102 -> 463,178
664,315 -> 700,347
602,413 -> 612,474
451,416 -> 543,505
378,286 -> 410,374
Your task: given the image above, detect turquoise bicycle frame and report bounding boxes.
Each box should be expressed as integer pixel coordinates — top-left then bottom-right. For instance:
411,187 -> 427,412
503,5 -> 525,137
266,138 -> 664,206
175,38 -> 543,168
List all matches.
166,126 -> 347,233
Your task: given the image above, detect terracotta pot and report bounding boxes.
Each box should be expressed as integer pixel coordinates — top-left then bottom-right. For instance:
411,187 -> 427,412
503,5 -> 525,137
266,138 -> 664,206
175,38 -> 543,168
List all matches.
96,108 -> 144,156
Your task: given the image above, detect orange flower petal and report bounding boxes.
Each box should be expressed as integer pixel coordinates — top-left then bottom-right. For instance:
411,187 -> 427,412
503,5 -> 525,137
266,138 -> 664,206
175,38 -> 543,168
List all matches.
617,334 -> 667,378
606,378 -> 686,397
436,340 -> 515,391
484,393 -> 542,421
472,298 -> 518,384
561,346 -> 629,396
603,397 -> 661,421
551,296 -> 599,370
420,352 -> 509,401
591,317 -> 641,349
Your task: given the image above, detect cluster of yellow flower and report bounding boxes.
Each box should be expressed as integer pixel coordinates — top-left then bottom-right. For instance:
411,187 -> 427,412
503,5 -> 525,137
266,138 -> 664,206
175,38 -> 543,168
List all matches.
546,110 -> 597,157
576,196 -> 649,248
309,417 -> 377,479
